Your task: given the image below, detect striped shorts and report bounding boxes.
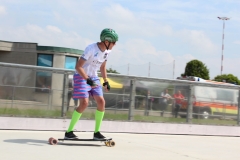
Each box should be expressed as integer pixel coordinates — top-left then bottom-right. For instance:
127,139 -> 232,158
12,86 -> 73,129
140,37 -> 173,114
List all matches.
72,73 -> 103,99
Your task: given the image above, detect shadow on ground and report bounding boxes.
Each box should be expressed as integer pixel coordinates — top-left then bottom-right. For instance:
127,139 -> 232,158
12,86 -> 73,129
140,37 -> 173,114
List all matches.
4,139 -> 102,147
4,139 -> 48,146
59,143 -> 102,147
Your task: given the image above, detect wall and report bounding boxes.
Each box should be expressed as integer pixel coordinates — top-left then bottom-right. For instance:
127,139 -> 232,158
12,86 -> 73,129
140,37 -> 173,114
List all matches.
0,41 -> 37,65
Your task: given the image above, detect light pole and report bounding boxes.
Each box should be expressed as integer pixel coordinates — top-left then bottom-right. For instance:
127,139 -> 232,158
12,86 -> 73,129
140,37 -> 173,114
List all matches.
217,17 -> 230,75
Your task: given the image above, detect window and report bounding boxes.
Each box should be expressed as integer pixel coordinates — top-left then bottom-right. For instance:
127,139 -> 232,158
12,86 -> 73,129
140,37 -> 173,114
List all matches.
216,89 -> 233,101
37,54 -> 53,67
65,56 -> 78,69
65,56 -> 78,89
36,54 -> 53,92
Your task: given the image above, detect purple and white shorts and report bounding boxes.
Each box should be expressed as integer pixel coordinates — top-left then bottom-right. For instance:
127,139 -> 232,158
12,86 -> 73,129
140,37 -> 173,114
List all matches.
72,73 -> 103,99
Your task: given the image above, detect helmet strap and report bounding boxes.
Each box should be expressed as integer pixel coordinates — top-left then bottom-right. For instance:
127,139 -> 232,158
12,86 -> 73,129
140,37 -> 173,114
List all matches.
103,41 -> 111,50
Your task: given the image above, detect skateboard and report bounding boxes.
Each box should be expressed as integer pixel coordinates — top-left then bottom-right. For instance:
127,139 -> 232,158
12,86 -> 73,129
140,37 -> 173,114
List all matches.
48,137 -> 115,147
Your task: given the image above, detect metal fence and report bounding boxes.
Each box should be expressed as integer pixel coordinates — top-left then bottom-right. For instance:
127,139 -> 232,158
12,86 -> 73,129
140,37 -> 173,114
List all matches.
0,62 -> 240,126
108,61 -> 175,79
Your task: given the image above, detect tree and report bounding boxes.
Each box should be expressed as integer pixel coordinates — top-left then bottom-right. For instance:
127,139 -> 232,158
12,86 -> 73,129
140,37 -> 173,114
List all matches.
106,68 -> 120,74
182,60 -> 210,80
213,74 -> 240,85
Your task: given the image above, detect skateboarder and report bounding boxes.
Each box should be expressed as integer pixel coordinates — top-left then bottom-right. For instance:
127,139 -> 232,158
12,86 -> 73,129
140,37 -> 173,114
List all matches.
64,28 -> 118,140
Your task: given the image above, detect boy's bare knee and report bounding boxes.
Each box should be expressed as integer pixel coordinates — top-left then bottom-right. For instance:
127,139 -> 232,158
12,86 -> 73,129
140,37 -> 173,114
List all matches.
98,98 -> 105,106
81,100 -> 89,106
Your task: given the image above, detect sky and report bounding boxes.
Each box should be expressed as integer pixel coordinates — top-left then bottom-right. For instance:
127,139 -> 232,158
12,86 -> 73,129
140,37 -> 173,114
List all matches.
0,0 -> 240,80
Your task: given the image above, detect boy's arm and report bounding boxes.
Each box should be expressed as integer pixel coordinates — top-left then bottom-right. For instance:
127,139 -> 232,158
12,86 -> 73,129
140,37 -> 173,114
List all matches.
100,61 -> 110,92
75,58 -> 88,79
100,61 -> 107,82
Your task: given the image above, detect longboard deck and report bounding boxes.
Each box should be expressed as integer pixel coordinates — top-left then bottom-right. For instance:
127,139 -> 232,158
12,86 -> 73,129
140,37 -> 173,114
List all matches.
49,137 -> 115,146
58,138 -> 112,141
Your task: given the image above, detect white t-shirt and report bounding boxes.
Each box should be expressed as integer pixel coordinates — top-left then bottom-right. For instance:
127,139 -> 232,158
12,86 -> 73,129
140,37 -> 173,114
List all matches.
77,43 -> 111,77
161,92 -> 171,103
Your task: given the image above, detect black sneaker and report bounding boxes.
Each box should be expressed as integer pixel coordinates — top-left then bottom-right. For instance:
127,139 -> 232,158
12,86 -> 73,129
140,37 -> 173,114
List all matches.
93,132 -> 106,140
64,131 -> 78,139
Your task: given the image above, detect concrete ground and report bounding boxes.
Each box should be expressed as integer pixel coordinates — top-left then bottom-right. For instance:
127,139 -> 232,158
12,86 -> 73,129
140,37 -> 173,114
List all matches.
1,130 -> 240,160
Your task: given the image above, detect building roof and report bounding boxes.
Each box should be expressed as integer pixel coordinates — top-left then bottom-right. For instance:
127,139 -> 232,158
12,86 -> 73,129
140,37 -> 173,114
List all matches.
0,40 -> 84,55
37,46 -> 84,55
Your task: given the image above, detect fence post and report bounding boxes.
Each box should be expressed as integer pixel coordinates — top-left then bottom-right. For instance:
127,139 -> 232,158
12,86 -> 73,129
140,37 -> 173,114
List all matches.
48,88 -> 52,110
144,94 -> 149,116
114,94 -> 118,114
237,90 -> 240,125
128,79 -> 136,121
11,86 -> 15,108
186,85 -> 193,123
61,74 -> 69,117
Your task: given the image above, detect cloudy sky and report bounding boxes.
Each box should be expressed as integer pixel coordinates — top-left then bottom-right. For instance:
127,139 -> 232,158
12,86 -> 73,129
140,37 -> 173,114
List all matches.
0,0 -> 240,79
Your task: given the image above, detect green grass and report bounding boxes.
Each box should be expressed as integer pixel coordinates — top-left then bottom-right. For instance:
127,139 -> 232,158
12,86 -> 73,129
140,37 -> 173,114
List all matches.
0,108 -> 61,118
0,107 -> 238,126
0,108 -> 128,119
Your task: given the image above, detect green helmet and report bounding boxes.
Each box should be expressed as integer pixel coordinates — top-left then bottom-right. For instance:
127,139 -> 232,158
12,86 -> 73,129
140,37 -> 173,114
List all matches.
100,28 -> 118,42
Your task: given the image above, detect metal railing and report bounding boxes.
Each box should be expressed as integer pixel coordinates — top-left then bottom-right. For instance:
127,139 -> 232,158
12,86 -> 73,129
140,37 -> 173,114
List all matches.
1,62 -> 240,125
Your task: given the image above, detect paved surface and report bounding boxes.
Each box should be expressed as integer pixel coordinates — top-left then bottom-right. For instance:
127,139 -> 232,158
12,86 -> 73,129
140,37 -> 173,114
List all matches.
1,130 -> 240,160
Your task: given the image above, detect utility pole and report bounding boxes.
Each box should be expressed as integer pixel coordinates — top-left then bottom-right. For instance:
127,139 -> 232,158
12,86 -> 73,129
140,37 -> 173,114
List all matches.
217,16 -> 230,75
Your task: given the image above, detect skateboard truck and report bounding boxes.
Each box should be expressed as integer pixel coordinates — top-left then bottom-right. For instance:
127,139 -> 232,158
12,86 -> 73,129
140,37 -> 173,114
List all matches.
104,140 -> 115,147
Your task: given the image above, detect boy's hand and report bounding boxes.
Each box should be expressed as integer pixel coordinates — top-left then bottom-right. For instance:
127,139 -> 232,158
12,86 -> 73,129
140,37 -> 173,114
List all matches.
103,81 -> 110,92
86,78 -> 97,87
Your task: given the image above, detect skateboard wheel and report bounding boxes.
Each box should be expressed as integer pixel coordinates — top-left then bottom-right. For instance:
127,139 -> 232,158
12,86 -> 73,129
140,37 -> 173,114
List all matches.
109,140 -> 115,147
49,137 -> 58,145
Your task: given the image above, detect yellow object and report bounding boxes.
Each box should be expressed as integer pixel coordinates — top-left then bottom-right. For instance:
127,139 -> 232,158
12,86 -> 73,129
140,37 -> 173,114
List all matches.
100,78 -> 123,89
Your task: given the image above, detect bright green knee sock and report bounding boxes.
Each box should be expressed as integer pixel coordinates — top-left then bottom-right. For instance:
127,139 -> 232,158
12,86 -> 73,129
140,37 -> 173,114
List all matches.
94,110 -> 105,133
67,110 -> 82,132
